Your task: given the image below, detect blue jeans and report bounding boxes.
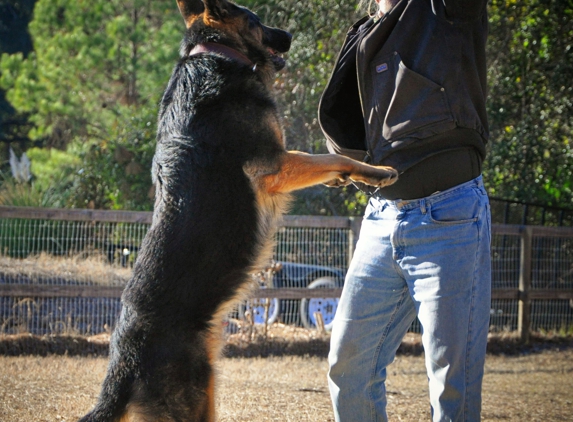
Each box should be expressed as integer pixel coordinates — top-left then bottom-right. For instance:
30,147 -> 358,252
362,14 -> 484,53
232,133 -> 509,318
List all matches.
328,176 -> 491,422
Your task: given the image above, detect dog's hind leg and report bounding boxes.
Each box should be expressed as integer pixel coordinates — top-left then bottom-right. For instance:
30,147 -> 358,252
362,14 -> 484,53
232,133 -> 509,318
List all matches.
199,327 -> 223,422
203,370 -> 216,422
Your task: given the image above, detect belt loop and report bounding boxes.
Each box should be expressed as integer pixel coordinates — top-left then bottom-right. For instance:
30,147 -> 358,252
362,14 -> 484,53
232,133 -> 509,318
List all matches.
420,199 -> 427,214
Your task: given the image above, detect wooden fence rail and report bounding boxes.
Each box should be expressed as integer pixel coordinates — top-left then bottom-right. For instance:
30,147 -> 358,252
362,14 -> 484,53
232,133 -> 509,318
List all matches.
2,283 -> 573,301
0,205 -> 356,227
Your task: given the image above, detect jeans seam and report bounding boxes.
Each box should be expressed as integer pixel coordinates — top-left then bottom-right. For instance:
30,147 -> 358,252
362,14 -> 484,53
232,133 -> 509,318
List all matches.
368,285 -> 408,422
464,213 -> 482,421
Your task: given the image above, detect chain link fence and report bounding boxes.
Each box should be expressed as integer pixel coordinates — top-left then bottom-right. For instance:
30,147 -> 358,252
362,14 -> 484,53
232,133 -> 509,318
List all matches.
1,207 -> 572,339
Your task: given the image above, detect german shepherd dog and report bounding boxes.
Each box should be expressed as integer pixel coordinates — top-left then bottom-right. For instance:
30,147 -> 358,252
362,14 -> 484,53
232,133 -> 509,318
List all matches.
80,0 -> 397,421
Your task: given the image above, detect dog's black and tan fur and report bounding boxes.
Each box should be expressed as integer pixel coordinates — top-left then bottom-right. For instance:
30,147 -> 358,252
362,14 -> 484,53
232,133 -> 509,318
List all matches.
80,1 -> 397,421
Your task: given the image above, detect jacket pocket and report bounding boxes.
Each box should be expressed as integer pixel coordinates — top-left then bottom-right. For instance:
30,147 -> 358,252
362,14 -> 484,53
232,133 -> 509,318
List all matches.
370,52 -> 454,142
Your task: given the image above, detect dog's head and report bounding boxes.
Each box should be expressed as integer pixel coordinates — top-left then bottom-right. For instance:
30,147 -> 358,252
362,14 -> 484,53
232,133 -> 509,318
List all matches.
177,0 -> 292,72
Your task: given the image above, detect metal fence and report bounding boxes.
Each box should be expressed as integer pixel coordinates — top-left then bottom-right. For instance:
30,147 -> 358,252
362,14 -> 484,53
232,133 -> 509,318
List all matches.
489,196 -> 573,227
1,206 -> 572,341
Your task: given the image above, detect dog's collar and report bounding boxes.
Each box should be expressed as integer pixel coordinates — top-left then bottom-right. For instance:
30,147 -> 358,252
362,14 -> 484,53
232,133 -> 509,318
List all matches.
188,42 -> 257,72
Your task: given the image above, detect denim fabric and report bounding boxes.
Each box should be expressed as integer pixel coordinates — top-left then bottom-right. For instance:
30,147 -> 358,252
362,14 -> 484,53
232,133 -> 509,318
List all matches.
328,176 -> 491,422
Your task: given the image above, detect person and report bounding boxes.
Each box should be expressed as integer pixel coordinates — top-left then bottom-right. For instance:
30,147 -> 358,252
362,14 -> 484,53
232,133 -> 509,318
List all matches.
318,0 -> 491,421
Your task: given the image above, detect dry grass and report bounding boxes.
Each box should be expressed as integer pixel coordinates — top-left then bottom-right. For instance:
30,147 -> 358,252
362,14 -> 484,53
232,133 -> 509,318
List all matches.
0,253 -> 130,286
0,349 -> 571,421
480,350 -> 573,421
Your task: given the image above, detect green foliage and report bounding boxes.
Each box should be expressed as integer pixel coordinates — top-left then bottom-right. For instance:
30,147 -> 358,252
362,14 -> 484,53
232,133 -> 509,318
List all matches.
0,0 -> 181,210
0,171 -> 68,208
0,146 -> 78,208
1,0 -> 572,214
25,146 -> 78,191
67,111 -> 158,210
485,0 -> 573,207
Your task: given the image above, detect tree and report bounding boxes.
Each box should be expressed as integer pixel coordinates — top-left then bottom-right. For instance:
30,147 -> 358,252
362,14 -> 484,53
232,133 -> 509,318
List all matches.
2,0 -> 571,213
1,0 -> 181,210
0,0 -> 36,165
485,0 -> 573,208
258,0 -> 573,212
1,0 -> 369,214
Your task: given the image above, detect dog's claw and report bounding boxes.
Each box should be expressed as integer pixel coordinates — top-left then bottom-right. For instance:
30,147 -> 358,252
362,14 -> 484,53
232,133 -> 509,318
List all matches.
376,169 -> 399,187
350,167 -> 399,188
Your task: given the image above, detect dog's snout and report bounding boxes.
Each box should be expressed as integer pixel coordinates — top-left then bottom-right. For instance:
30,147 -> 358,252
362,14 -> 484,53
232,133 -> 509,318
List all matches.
280,31 -> 293,53
263,27 -> 292,53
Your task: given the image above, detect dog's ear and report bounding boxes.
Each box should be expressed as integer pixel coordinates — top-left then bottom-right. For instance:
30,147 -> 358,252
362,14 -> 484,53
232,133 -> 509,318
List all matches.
203,0 -> 230,21
177,0 -> 205,26
177,0 -> 230,26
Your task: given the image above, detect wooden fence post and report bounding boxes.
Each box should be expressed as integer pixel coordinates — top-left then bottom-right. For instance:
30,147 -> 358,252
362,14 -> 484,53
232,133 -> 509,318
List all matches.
518,226 -> 533,344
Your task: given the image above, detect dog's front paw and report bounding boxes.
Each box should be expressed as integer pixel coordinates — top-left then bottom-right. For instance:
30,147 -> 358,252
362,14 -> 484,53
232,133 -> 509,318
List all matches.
351,166 -> 398,188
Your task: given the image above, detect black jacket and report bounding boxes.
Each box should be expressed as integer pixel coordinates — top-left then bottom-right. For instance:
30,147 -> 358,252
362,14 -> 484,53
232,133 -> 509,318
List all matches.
319,0 -> 489,176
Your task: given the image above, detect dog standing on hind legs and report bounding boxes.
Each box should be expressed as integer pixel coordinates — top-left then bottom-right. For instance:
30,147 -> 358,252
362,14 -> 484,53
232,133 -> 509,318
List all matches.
79,0 -> 397,421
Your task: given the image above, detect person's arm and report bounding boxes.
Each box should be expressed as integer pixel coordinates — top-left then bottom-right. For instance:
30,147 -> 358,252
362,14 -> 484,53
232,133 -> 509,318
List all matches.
442,0 -> 488,21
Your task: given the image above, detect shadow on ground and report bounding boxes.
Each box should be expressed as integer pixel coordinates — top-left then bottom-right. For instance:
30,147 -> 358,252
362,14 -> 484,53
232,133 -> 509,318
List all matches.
1,325 -> 572,358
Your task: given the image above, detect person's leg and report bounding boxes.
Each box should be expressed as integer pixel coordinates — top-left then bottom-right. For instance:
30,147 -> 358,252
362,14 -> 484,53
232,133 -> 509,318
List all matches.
328,198 -> 417,422
399,177 -> 491,422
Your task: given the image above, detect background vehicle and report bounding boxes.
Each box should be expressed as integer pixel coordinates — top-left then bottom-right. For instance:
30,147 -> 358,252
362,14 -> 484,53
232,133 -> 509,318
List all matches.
240,261 -> 345,330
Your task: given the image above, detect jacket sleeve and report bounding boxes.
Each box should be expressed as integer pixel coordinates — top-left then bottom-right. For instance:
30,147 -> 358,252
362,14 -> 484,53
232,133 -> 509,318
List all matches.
441,0 -> 488,21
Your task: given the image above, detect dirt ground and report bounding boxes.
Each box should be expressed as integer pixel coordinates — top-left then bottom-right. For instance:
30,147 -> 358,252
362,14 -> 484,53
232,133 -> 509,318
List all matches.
0,348 -> 571,421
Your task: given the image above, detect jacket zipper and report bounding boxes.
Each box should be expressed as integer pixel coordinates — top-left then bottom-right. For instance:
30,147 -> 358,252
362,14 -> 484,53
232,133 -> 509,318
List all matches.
364,150 -> 372,164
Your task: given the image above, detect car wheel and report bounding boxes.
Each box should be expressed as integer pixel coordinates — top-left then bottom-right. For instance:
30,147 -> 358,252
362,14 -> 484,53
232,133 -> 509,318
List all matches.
300,277 -> 339,330
238,296 -> 280,325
